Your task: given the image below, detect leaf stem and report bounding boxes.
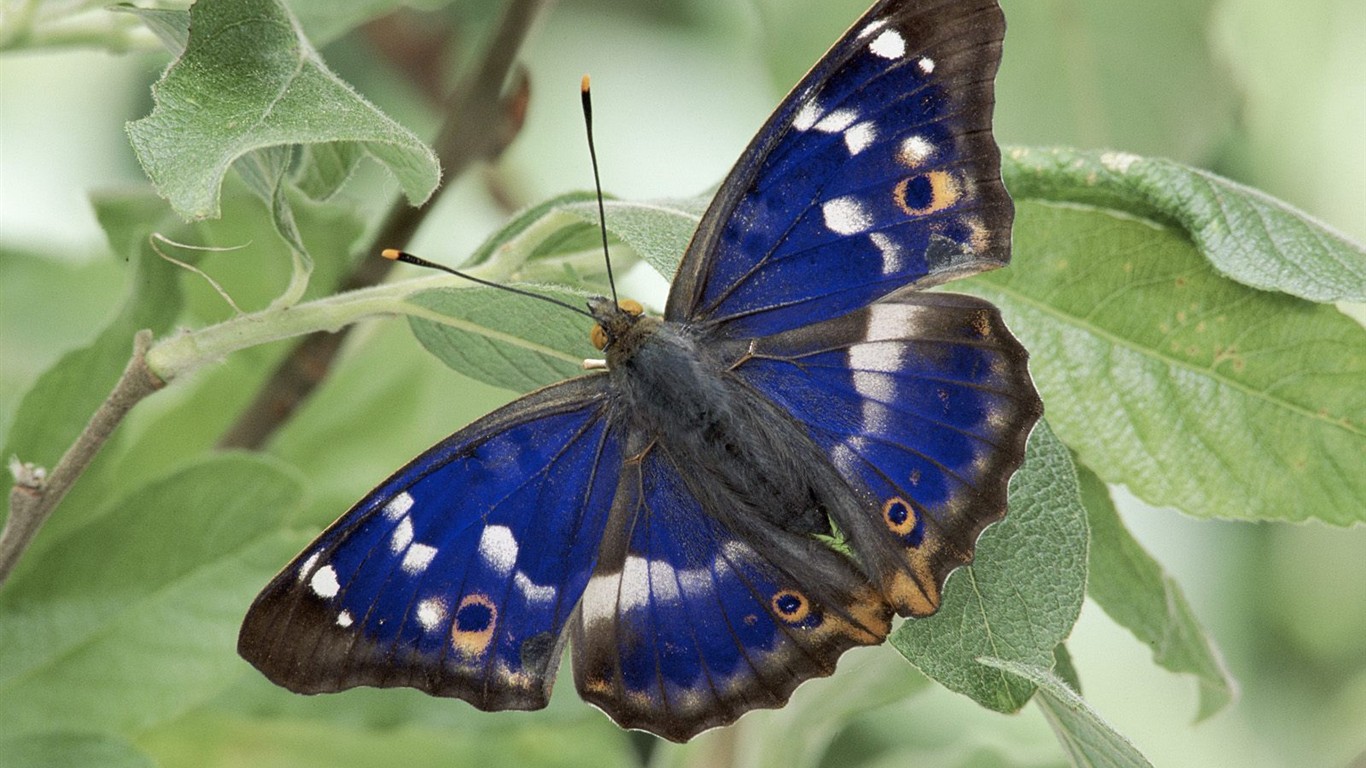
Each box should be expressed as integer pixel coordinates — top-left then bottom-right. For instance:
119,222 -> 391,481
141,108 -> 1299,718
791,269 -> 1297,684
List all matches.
1,331 -> 163,586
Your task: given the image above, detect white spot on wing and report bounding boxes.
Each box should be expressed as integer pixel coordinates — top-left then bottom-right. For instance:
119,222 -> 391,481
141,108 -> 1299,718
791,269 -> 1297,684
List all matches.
515,571 -> 558,603
416,597 -> 447,630
870,28 -> 906,59
793,100 -> 821,131
618,556 -> 651,611
383,492 -> 414,520
298,552 -> 320,583
917,56 -> 935,74
676,567 -> 713,598
402,543 -> 438,574
844,121 -> 877,155
336,610 -> 353,627
869,232 -> 903,275
850,344 -> 899,401
814,108 -> 858,133
899,135 -> 934,166
581,573 -> 618,626
310,565 -> 340,599
390,517 -> 413,554
865,302 -> 929,341
477,525 -> 518,575
822,196 -> 873,235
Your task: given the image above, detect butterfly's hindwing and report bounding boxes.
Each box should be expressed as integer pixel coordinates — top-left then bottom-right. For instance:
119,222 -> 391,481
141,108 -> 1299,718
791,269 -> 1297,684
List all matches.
667,0 -> 1011,337
570,442 -> 890,742
735,292 -> 1041,616
238,377 -> 623,711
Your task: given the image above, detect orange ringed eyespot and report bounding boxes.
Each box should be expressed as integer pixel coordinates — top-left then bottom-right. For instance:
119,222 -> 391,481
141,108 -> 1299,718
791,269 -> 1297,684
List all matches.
771,589 -> 810,623
883,497 -> 918,536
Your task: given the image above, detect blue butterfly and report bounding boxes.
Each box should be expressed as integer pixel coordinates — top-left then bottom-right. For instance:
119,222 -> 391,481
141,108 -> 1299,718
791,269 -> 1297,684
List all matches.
240,0 -> 1040,742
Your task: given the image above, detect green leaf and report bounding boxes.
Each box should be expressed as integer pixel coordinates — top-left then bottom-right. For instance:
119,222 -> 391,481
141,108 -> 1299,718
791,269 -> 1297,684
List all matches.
979,658 -> 1154,768
960,199 -> 1366,525
110,5 -> 191,54
0,731 -> 156,768
557,197 -> 708,279
463,192 -> 601,268
891,421 -> 1088,713
407,286 -> 592,393
125,0 -> 439,222
1003,147 -> 1366,303
293,142 -> 368,202
137,708 -> 637,768
0,456 -> 306,738
1076,460 -> 1236,720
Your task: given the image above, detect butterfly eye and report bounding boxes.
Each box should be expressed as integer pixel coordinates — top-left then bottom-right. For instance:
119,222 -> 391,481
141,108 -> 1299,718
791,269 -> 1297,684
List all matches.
770,589 -> 811,623
618,299 -> 643,316
590,324 -> 609,350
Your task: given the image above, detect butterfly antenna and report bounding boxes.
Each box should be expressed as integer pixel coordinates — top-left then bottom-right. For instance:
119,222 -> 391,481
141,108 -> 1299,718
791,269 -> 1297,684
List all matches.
580,74 -> 620,305
381,249 -> 594,320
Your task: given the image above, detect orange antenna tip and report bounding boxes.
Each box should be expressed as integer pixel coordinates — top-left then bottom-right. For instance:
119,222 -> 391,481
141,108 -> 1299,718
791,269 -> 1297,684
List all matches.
381,248 -> 402,261
581,74 -> 591,92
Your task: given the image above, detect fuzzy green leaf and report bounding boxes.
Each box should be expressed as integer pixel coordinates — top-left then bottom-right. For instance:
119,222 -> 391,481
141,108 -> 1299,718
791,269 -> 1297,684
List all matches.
125,0 -> 438,221
407,286 -> 593,393
407,196 -> 708,392
961,200 -> 1365,525
1003,147 -> 1366,302
0,456 -> 306,738
556,197 -> 708,279
891,421 -> 1089,713
1076,460 -> 1236,719
979,658 -> 1155,768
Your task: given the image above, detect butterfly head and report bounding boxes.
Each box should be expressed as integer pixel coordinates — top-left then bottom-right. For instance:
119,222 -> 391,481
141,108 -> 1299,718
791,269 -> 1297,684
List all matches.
587,296 -> 646,353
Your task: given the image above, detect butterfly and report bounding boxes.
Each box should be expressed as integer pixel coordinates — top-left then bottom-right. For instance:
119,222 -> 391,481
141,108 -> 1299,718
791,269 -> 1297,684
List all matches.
239,0 -> 1040,743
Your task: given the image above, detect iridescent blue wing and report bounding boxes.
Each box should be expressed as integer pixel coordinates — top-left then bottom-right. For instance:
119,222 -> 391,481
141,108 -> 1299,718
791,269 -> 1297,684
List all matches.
238,376 -> 623,711
570,440 -> 890,742
735,292 -> 1041,617
666,0 -> 1011,338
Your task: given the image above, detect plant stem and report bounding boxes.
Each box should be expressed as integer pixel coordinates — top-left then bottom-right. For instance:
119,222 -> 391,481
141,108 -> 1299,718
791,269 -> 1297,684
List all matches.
0,332 -> 163,585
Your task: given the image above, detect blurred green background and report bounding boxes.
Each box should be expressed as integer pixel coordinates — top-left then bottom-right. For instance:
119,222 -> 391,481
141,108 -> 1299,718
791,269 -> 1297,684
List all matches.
2,0 -> 1363,766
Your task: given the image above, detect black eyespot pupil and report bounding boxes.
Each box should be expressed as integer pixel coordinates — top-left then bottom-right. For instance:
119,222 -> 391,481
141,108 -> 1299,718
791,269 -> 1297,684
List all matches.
776,594 -> 802,614
887,501 -> 909,525
904,174 -> 934,209
456,602 -> 492,632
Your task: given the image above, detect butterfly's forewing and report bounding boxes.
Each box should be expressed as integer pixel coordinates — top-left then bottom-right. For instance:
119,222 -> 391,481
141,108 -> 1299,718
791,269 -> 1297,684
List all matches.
735,292 -> 1041,617
667,0 -> 1011,338
569,442 -> 890,742
239,377 -> 623,711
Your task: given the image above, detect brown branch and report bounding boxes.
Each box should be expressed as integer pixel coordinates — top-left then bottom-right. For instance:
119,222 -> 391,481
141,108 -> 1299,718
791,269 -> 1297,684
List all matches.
1,331 -> 164,586
217,0 -> 546,450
